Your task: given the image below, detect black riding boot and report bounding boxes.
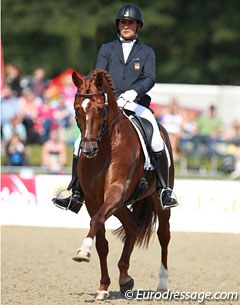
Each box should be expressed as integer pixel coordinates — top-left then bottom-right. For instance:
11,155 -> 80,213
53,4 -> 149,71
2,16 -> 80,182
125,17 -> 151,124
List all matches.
154,150 -> 179,209
52,155 -> 84,214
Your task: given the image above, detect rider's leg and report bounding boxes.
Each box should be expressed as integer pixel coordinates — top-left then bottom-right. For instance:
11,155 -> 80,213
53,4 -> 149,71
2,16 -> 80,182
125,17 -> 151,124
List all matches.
153,149 -> 178,209
123,101 -> 178,209
52,135 -> 84,213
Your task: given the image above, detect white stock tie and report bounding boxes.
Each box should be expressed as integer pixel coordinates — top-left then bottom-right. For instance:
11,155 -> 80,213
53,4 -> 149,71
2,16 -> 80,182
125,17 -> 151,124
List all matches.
121,40 -> 135,63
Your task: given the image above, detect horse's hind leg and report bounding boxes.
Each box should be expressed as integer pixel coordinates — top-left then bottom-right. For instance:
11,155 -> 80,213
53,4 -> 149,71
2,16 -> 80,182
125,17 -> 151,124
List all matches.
115,209 -> 137,294
157,209 -> 171,291
95,225 -> 111,300
118,234 -> 136,293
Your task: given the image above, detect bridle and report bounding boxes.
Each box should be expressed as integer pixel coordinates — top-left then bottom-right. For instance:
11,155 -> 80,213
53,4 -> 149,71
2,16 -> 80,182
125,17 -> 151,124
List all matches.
75,91 -> 105,98
75,91 -> 108,143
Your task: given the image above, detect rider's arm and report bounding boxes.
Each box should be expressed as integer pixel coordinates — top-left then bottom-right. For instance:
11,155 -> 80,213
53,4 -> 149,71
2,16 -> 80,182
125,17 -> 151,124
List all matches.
133,47 -> 156,98
95,44 -> 109,70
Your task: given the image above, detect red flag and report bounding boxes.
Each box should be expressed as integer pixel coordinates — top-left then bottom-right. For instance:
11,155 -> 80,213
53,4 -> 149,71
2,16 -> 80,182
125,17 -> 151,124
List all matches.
46,68 -> 82,100
0,39 -> 6,89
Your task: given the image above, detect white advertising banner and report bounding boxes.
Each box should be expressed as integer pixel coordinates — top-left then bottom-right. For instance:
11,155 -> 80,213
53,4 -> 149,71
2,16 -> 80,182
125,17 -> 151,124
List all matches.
1,174 -> 239,233
170,179 -> 240,233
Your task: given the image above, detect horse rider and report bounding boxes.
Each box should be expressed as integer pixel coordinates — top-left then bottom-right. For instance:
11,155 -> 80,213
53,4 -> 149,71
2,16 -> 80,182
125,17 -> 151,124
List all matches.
52,3 -> 178,212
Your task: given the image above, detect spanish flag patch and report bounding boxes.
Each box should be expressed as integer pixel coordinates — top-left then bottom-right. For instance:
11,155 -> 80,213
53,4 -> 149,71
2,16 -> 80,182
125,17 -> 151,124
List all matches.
134,63 -> 140,70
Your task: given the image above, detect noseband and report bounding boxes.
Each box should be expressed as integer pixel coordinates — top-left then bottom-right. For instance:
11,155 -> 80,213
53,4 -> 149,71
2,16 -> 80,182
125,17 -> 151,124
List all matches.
75,91 -> 108,143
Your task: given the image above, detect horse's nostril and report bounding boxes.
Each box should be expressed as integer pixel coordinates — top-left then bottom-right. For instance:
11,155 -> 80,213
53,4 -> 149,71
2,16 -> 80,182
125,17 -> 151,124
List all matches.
82,146 -> 98,158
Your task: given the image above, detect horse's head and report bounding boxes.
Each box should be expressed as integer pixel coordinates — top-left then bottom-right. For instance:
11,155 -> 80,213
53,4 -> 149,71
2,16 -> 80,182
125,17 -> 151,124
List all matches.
72,70 -> 108,158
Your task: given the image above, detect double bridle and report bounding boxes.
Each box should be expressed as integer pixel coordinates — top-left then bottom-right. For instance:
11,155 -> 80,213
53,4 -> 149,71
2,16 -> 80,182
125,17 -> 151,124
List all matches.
75,91 -> 108,143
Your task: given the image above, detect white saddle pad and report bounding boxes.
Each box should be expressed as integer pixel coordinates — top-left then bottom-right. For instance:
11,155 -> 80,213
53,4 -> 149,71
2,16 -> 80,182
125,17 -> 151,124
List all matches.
124,113 -> 171,170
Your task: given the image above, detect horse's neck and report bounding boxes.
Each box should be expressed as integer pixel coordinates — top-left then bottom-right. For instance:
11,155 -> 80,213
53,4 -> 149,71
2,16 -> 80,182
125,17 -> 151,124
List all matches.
104,83 -> 119,122
108,100 -> 119,120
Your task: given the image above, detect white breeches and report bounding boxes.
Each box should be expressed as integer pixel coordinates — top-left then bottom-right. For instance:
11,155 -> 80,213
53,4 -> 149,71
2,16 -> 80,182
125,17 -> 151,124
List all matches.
74,134 -> 81,156
73,99 -> 164,156
117,98 -> 164,152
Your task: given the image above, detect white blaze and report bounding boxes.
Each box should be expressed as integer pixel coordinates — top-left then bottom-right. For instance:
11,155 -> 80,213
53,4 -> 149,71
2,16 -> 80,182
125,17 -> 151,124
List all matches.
82,98 -> 90,112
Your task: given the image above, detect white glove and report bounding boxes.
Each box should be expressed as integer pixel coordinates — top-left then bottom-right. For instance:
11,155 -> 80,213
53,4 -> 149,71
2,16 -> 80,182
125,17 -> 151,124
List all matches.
117,97 -> 126,108
120,90 -> 138,103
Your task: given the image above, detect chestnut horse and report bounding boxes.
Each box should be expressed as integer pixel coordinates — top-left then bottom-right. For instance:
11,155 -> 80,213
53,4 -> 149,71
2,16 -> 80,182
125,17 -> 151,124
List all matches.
72,69 -> 174,300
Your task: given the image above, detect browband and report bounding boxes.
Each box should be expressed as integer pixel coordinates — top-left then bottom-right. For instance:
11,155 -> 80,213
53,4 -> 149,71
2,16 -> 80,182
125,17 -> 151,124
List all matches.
75,91 -> 104,98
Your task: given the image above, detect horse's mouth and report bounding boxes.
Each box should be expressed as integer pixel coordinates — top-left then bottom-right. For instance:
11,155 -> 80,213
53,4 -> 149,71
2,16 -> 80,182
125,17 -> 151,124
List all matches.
81,140 -> 98,158
84,151 -> 98,158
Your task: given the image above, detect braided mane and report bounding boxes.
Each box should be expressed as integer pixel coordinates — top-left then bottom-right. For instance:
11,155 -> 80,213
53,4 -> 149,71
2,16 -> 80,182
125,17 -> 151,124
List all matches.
92,69 -> 116,97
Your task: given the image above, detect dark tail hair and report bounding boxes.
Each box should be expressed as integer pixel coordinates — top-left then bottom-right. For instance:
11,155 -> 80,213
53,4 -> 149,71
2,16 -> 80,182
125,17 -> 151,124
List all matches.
113,196 -> 158,248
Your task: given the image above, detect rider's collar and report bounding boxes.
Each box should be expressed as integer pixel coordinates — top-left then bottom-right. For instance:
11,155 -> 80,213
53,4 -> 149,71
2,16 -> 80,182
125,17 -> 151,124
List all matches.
119,35 -> 137,44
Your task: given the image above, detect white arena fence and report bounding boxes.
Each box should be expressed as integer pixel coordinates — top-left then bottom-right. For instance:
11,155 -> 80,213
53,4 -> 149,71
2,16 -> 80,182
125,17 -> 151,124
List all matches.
1,173 -> 239,234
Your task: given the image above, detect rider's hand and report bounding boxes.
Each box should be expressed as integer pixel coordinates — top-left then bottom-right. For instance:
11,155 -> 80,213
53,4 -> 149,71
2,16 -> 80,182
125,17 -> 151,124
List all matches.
120,90 -> 138,103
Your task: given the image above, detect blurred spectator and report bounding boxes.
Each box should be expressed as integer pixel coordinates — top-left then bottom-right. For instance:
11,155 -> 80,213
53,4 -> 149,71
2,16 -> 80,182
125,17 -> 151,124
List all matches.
29,68 -> 49,99
158,98 -> 184,160
233,147 -> 240,177
193,105 -> 223,157
1,86 -> 21,134
5,133 -> 27,166
196,105 -> 223,137
41,129 -> 67,173
2,115 -> 27,143
221,119 -> 240,174
53,94 -> 72,129
5,63 -> 23,96
62,119 -> 79,146
37,97 -> 55,142
182,111 -> 198,138
225,119 -> 240,145
60,73 -> 76,105
19,88 -> 42,143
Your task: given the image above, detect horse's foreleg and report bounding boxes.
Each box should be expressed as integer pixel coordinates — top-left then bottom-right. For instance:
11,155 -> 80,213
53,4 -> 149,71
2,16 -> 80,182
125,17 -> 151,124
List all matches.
157,209 -> 171,291
73,193 -> 121,263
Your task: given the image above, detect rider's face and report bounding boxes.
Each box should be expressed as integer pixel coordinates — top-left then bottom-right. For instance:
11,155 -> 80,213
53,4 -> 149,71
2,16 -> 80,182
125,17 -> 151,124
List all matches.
118,19 -> 138,40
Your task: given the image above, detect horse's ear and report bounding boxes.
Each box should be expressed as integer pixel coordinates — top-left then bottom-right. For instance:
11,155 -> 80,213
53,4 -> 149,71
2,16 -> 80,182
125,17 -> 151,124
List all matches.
94,71 -> 104,89
72,71 -> 83,88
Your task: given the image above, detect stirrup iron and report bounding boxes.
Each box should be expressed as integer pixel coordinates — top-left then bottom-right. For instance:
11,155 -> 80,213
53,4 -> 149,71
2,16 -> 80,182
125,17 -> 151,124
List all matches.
159,187 -> 179,210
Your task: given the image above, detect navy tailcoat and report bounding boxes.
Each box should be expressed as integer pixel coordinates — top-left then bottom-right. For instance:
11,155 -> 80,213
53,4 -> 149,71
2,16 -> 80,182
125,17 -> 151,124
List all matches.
95,38 -> 156,106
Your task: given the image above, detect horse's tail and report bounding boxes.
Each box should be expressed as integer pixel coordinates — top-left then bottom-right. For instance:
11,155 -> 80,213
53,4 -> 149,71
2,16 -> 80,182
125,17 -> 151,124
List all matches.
114,196 -> 158,248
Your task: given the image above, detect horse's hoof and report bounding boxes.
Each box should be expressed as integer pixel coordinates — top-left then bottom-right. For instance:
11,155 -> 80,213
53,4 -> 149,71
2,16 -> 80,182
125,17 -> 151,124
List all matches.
72,249 -> 91,263
96,290 -> 109,300
120,278 -> 134,294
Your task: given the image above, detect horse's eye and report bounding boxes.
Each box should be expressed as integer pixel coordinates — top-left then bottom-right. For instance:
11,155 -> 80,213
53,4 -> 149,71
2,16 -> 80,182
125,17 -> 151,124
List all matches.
75,108 -> 82,118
